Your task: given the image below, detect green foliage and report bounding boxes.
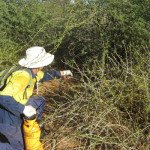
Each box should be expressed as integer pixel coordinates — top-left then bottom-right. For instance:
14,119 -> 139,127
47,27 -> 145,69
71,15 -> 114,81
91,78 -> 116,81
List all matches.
0,0 -> 149,65
0,0 -> 69,65
53,0 -> 150,69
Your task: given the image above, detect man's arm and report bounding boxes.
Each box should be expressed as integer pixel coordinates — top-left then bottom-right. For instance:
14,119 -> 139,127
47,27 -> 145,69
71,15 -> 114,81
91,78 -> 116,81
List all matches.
42,70 -> 61,82
41,70 -> 73,82
0,95 -> 24,117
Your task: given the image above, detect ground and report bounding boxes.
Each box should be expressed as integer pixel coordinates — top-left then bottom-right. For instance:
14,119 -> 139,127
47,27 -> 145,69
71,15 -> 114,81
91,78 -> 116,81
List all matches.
37,78 -> 82,150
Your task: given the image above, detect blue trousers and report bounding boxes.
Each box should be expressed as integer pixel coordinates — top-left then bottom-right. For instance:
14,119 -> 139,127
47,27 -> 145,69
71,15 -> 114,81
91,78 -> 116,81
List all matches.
0,96 -> 45,150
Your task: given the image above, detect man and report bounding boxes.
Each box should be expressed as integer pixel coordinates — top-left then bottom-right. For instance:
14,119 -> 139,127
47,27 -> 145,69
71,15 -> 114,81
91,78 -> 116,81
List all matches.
0,46 -> 73,150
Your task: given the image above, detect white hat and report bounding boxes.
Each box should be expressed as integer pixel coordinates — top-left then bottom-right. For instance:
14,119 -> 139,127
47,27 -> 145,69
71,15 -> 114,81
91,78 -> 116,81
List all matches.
18,46 -> 54,68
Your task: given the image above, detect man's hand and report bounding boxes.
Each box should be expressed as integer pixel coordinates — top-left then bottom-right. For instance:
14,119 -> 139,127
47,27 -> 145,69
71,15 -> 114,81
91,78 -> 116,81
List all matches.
60,70 -> 73,77
23,105 -> 36,118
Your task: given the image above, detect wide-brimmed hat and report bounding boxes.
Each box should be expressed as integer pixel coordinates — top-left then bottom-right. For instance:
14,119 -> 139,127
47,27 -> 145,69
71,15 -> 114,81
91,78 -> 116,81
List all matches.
18,46 -> 54,68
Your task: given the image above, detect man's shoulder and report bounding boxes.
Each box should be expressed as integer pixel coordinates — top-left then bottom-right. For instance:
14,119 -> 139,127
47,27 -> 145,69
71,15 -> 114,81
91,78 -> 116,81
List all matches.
12,68 -> 32,80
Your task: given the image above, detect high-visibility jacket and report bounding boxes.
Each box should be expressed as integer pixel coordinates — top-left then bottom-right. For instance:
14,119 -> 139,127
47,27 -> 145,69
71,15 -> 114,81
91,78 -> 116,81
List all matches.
0,69 -> 43,105
0,69 -> 61,126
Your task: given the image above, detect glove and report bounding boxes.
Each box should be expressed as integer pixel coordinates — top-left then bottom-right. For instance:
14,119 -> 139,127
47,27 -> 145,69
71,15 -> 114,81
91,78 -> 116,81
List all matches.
60,70 -> 73,76
23,105 -> 36,118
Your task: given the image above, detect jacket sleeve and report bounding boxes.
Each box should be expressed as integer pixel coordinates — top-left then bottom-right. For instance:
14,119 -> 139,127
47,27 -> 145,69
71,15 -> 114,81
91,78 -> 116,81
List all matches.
0,95 -> 25,116
41,70 -> 61,82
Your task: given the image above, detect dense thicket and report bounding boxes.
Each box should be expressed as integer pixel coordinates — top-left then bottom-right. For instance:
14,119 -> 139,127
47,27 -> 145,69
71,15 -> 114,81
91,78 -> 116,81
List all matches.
0,0 -> 149,149
0,0 -> 149,65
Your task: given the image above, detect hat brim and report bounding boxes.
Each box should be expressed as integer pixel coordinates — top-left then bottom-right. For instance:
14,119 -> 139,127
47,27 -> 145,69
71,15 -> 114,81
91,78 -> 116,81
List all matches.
18,53 -> 54,68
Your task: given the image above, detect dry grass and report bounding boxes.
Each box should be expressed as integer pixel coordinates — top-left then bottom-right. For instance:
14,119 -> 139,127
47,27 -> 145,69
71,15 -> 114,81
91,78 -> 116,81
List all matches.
35,52 -> 150,150
36,74 -> 149,150
38,78 -> 82,150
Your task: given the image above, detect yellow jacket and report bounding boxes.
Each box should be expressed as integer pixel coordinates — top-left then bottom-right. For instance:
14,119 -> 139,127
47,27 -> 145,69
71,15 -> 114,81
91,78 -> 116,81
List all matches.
0,69 -> 44,105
